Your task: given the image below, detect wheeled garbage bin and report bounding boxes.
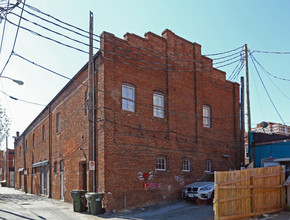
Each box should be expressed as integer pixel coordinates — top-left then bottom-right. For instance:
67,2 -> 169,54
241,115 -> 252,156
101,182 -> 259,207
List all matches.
85,192 -> 104,215
70,190 -> 87,212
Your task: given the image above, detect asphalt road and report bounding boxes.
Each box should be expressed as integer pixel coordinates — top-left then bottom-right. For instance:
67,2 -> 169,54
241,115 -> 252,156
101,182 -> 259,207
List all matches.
0,186 -> 214,220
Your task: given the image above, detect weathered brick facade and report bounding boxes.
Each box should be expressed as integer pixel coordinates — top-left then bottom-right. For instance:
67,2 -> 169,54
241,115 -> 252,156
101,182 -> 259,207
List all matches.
14,29 -> 241,211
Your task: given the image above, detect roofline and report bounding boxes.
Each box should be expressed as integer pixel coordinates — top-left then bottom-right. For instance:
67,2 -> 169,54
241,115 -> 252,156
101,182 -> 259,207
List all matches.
14,51 -> 101,145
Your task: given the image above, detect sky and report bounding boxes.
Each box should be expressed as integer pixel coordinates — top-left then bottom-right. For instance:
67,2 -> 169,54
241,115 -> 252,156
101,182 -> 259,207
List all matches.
0,0 -> 290,149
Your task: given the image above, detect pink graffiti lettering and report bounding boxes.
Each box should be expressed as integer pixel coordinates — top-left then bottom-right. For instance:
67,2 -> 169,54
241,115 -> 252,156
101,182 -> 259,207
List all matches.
143,182 -> 161,190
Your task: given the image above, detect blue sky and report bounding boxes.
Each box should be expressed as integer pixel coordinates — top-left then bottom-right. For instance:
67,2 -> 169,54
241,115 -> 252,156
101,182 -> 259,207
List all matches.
1,0 -> 290,149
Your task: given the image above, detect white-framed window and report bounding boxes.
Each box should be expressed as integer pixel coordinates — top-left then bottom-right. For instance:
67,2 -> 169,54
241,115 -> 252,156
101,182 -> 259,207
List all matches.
122,84 -> 135,112
205,160 -> 212,172
156,156 -> 166,171
153,93 -> 164,118
182,159 -> 191,172
203,105 -> 211,128
56,113 -> 61,133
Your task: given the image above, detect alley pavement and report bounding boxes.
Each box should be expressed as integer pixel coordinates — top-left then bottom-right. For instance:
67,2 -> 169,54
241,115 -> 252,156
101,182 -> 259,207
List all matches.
1,186 -> 290,220
0,186 -> 214,220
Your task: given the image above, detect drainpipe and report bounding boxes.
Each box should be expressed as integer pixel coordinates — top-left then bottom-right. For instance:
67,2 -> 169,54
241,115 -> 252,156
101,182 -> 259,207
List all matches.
23,132 -> 27,193
48,106 -> 52,198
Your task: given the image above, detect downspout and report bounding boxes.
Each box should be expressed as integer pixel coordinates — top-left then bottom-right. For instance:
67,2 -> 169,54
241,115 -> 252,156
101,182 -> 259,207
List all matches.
233,84 -> 237,168
193,44 -> 198,146
93,56 -> 97,192
165,39 -> 169,138
22,132 -> 27,193
48,106 -> 52,198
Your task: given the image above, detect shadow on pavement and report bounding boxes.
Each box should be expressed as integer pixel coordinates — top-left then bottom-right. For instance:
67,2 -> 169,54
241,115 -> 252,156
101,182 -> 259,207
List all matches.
0,209 -> 38,220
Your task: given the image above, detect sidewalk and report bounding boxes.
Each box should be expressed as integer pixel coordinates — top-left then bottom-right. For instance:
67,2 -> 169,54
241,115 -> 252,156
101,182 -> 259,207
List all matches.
0,186 -> 98,219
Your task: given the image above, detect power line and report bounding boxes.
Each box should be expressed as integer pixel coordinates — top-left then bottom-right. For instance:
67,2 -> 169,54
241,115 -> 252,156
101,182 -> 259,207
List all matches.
6,18 -> 89,54
12,51 -> 240,119
250,54 -> 290,82
0,0 -> 26,76
0,89 -> 45,106
20,2 -> 244,60
253,50 -> 290,55
8,15 -> 242,73
13,52 -> 71,80
251,55 -> 290,101
8,13 -> 243,72
0,1 -> 9,59
250,53 -> 285,125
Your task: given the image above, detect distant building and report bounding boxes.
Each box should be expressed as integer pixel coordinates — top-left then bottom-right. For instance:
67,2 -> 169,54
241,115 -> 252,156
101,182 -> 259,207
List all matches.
0,150 -> 4,182
0,149 -> 14,187
252,122 -> 290,136
5,149 -> 15,187
248,131 -> 290,177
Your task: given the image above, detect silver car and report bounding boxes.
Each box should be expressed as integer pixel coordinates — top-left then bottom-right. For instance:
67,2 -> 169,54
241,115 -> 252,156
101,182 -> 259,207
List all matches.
182,173 -> 214,201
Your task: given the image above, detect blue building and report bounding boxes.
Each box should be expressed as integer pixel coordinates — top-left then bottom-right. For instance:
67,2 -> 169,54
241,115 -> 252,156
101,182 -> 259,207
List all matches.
249,131 -> 290,176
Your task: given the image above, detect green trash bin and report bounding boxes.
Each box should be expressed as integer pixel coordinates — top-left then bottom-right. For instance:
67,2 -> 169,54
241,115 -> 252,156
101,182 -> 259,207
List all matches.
85,192 -> 104,215
71,190 -> 87,212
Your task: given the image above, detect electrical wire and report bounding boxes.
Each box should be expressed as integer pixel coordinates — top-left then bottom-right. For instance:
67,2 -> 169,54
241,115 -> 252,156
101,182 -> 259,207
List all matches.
0,0 -> 9,59
227,54 -> 244,81
250,53 -> 290,82
252,50 -> 290,55
8,15 -> 242,73
0,0 -> 25,76
251,55 -> 290,101
8,14 -> 243,72
6,18 -> 89,54
22,2 -> 244,59
13,52 -> 71,80
13,50 -> 241,119
250,53 -> 286,125
0,89 -> 45,106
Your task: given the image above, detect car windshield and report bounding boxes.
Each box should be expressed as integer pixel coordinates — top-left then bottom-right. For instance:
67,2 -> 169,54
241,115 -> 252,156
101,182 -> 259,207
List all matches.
197,173 -> 214,182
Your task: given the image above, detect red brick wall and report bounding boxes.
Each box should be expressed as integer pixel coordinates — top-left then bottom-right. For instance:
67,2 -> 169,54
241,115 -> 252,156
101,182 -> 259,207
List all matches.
14,29 -> 240,211
0,151 -> 4,181
98,29 -> 240,210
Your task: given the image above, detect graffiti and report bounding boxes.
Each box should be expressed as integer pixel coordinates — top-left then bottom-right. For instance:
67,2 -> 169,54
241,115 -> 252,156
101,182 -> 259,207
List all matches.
138,171 -> 154,181
175,176 -> 184,186
143,182 -> 161,190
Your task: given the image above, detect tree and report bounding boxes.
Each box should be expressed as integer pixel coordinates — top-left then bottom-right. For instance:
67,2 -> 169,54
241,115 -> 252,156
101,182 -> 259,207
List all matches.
0,104 -> 10,146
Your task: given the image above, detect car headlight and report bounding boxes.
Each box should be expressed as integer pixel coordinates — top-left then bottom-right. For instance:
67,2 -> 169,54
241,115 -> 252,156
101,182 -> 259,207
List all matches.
200,186 -> 212,191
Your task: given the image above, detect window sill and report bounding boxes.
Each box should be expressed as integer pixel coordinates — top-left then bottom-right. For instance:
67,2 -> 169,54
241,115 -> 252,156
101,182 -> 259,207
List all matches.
182,170 -> 190,173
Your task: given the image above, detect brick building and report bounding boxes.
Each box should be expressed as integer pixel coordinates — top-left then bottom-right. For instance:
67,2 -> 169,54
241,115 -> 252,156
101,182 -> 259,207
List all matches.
0,149 -> 14,187
0,150 -> 4,182
14,29 -> 242,211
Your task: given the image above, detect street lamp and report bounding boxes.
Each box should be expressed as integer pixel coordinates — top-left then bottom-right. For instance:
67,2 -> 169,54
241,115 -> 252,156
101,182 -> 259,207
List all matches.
0,76 -> 24,85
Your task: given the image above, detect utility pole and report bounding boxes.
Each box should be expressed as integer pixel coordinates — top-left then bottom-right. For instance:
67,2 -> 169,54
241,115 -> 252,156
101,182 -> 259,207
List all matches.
88,11 -> 95,192
245,44 -> 251,132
